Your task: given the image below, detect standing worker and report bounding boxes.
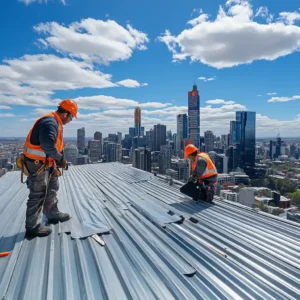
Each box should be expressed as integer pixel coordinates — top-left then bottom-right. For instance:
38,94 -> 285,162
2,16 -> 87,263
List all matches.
184,144 -> 218,203
22,99 -> 78,238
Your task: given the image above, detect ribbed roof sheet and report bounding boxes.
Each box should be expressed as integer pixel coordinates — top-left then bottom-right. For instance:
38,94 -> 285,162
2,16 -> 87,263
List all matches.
0,162 -> 300,300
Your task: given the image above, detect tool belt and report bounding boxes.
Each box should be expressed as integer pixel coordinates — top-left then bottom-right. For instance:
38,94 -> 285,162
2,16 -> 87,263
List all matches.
16,155 -> 62,183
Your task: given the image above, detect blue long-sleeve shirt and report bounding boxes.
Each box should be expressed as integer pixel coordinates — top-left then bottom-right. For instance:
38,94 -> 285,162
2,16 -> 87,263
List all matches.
30,116 -> 63,162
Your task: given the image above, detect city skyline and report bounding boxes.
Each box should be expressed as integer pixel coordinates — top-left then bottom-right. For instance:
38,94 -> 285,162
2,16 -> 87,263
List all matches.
1,0 -> 300,138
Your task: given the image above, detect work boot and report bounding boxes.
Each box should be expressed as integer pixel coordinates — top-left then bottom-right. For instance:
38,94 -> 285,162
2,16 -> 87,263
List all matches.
46,211 -> 71,224
26,224 -> 52,238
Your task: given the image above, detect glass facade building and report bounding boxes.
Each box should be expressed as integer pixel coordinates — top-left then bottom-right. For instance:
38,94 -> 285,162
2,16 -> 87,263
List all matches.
188,84 -> 200,148
176,114 -> 188,152
236,111 -> 256,168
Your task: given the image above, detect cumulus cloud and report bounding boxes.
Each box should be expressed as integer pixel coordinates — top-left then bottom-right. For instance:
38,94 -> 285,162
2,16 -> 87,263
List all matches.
206,99 -> 235,105
267,92 -> 277,95
70,95 -> 172,111
279,10 -> 300,25
117,79 -> 148,88
34,19 -> 149,64
0,54 -> 117,107
158,0 -> 300,68
268,95 -> 300,103
0,105 -> 12,110
199,76 -> 216,82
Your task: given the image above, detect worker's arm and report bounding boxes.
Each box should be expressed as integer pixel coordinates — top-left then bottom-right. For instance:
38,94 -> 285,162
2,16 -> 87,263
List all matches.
39,117 -> 63,162
191,157 -> 207,181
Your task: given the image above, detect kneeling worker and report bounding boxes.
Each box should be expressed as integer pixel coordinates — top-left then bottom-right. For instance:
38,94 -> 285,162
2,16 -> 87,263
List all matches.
184,144 -> 218,203
22,99 -> 78,238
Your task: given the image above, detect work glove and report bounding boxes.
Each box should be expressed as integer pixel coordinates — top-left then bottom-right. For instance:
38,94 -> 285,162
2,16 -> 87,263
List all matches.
57,158 -> 68,170
188,176 -> 196,183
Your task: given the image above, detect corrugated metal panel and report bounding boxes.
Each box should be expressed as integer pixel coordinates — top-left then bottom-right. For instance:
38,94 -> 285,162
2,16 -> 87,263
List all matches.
0,163 -> 300,300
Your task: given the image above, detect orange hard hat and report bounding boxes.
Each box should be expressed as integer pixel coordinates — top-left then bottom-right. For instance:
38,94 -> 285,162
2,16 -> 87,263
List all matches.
184,144 -> 198,159
59,99 -> 78,118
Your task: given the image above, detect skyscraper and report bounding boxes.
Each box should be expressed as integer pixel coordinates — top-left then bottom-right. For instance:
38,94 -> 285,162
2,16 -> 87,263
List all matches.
134,107 -> 141,137
88,140 -> 102,163
188,84 -> 200,148
177,114 -> 188,152
236,111 -> 256,168
204,130 -> 215,152
134,147 -> 151,172
230,121 -> 240,145
94,131 -> 102,141
77,127 -> 85,154
153,124 -> 166,151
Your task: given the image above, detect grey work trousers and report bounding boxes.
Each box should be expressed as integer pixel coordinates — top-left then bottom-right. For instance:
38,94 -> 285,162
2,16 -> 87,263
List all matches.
25,161 -> 59,229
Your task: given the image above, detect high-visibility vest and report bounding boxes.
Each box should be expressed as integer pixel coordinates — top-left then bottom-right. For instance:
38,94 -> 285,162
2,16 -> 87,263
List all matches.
23,112 -> 64,166
191,152 -> 218,179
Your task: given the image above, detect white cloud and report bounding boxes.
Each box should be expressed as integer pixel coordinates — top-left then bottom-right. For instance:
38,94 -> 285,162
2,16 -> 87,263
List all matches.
206,99 -> 235,105
257,94 -> 262,97
0,113 -> 15,117
71,95 -> 171,111
279,10 -> 300,25
117,79 -> 148,88
19,0 -> 66,5
199,76 -> 216,82
268,95 -> 300,103
34,19 -> 149,64
158,1 -> 300,68
0,105 -> 12,110
0,54 -> 118,107
139,102 -> 171,108
267,92 -> 277,95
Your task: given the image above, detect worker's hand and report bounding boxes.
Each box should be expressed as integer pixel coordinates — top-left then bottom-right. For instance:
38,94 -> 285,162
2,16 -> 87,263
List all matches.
188,176 -> 194,183
57,158 -> 68,169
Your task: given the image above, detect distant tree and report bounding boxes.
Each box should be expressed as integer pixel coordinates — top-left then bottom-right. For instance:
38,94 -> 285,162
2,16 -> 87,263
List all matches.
271,208 -> 283,216
250,178 -> 266,187
287,189 -> 300,208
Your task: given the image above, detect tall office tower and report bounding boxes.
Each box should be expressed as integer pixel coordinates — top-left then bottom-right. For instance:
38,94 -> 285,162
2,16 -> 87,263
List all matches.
108,134 -> 118,143
77,127 -> 85,154
129,127 -> 135,137
103,142 -> 117,162
141,127 -> 145,137
226,145 -> 241,172
88,140 -> 102,163
134,147 -> 151,172
236,111 -> 256,168
290,144 -> 296,158
269,140 -> 276,159
221,134 -> 229,149
153,124 -> 167,151
177,114 -> 188,152
204,130 -> 215,152
134,107 -> 141,137
146,129 -> 154,150
230,121 -> 240,145
166,130 -> 172,140
188,84 -> 200,148
117,132 -> 122,144
94,131 -> 102,141
159,145 -> 172,174
64,145 -> 79,165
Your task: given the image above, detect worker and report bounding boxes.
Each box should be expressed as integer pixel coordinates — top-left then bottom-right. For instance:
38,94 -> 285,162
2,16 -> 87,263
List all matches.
23,99 -> 78,238
184,144 -> 218,203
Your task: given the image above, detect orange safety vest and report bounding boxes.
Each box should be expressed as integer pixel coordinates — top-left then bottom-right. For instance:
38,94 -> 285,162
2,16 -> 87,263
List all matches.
191,152 -> 218,179
23,112 -> 64,166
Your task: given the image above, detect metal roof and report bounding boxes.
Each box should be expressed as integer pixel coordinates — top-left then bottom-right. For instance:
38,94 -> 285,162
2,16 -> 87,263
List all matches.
0,162 -> 300,300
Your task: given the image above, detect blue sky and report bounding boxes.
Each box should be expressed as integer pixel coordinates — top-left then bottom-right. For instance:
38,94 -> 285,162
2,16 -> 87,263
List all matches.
0,0 -> 300,137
